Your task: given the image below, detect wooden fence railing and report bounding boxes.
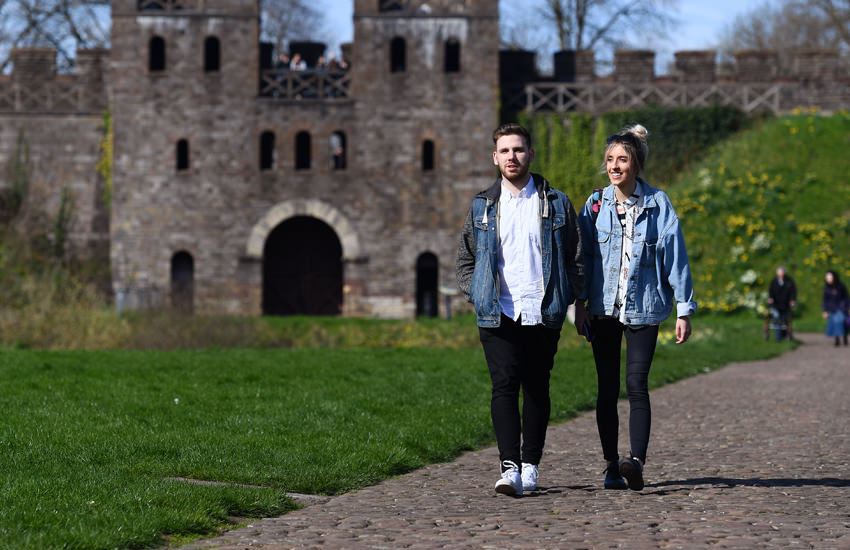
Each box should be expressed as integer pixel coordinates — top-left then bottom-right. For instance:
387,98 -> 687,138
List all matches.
0,79 -> 106,114
511,82 -> 796,115
259,69 -> 352,101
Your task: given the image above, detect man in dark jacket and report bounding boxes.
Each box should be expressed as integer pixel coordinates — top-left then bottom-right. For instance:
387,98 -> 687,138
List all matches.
456,123 -> 583,497
767,266 -> 797,340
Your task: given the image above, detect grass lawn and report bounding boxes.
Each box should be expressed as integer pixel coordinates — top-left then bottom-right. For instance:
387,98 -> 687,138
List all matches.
1,315 -> 793,548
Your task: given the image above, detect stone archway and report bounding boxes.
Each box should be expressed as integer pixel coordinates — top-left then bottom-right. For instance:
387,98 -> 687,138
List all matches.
246,200 -> 363,316
263,217 -> 342,315
246,199 -> 362,262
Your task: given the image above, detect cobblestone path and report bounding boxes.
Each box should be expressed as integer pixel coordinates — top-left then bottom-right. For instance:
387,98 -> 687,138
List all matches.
189,334 -> 850,548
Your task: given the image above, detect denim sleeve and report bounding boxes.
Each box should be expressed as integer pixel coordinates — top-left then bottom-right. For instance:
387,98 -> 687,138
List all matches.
576,197 -> 595,302
660,215 -> 697,317
563,196 -> 585,304
455,205 -> 476,303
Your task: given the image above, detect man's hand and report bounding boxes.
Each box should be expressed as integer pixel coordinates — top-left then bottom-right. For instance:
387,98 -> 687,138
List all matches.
675,316 -> 692,344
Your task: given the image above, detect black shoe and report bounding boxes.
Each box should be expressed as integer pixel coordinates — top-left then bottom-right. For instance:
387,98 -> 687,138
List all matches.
603,461 -> 628,490
618,457 -> 645,491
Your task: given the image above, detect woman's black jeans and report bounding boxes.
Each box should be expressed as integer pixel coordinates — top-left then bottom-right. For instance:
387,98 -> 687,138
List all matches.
590,318 -> 659,463
479,314 -> 561,469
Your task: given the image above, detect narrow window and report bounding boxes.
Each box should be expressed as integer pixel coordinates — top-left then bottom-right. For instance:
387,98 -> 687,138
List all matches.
390,37 -> 406,73
330,131 -> 347,170
379,0 -> 404,11
416,252 -> 439,318
422,140 -> 435,171
176,139 -> 189,171
149,35 -> 166,72
260,131 -> 275,171
295,131 -> 311,170
171,251 -> 194,314
204,36 -> 220,72
444,39 -> 461,73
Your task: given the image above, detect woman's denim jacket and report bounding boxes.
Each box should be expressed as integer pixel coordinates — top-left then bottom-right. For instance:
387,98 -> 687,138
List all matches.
456,174 -> 584,329
577,179 -> 696,324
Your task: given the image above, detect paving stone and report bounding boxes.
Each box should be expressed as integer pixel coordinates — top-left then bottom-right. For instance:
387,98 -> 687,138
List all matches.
186,334 -> 850,548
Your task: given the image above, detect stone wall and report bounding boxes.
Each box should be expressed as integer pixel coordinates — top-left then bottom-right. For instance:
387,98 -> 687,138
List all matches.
109,0 -> 499,317
0,48 -> 108,260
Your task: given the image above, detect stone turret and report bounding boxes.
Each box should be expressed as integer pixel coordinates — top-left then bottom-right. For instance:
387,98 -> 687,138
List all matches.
734,50 -> 779,82
614,50 -> 654,82
674,50 -> 716,83
10,48 -> 56,81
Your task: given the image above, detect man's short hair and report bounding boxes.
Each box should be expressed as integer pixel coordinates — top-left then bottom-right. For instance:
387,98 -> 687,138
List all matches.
492,123 -> 532,148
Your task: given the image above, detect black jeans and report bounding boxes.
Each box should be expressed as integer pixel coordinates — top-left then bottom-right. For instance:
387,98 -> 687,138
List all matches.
479,315 -> 561,468
590,318 -> 659,463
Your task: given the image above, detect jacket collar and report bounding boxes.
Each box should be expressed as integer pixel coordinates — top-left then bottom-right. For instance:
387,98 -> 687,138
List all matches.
479,172 -> 552,202
602,178 -> 658,208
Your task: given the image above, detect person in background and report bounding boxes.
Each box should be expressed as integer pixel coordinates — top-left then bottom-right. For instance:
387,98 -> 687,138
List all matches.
289,53 -> 307,71
275,52 -> 290,70
576,124 -> 696,492
767,266 -> 797,341
822,270 -> 849,347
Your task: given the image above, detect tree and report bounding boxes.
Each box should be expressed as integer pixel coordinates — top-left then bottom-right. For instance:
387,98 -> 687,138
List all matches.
812,0 -> 850,48
260,0 -> 326,56
502,0 -> 677,53
0,0 -> 326,72
0,0 -> 109,72
719,0 -> 849,74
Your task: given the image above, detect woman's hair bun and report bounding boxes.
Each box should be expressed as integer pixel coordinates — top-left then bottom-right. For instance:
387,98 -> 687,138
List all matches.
624,123 -> 649,143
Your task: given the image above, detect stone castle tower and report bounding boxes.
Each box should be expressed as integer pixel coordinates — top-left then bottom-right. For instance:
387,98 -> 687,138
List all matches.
108,0 -> 500,317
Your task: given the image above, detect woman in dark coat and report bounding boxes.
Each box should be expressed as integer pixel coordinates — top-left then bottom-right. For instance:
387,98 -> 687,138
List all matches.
822,270 -> 849,347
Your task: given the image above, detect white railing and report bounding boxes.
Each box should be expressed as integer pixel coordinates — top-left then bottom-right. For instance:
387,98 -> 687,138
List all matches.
516,82 -> 795,115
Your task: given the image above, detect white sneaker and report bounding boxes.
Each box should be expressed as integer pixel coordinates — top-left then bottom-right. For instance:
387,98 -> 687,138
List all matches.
521,462 -> 538,492
494,460 -> 523,497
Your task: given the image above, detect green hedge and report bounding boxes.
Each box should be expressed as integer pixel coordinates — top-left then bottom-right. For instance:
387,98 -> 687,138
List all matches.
520,106 -> 749,203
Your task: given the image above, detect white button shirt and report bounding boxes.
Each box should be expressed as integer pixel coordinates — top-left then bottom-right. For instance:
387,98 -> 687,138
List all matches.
497,176 -> 544,325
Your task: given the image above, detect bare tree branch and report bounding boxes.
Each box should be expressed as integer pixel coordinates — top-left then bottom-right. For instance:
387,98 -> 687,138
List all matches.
504,0 -> 678,70
719,0 -> 849,73
260,0 -> 327,55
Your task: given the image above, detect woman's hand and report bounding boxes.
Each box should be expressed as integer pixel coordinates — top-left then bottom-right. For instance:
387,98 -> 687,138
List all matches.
823,311 -> 829,319
675,316 -> 692,344
574,301 -> 590,340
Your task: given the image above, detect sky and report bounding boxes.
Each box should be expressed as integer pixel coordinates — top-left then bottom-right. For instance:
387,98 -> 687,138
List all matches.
315,0 -> 779,74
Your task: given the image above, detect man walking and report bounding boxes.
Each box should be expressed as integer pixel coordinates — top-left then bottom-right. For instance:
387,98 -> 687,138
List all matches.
456,123 -> 584,496
767,266 -> 797,341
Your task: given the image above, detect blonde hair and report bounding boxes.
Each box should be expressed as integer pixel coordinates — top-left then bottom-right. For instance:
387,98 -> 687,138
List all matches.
601,123 -> 650,176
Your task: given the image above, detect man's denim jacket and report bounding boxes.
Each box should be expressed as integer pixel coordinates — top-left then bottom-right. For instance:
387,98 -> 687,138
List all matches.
577,179 -> 697,324
456,173 -> 584,329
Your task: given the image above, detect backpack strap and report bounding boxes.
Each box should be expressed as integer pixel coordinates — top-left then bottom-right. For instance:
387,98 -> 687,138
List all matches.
590,188 -> 604,221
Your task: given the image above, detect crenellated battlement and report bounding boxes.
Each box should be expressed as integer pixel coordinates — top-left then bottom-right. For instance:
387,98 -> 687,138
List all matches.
503,48 -> 849,115
356,0 -> 496,17
0,48 -> 108,114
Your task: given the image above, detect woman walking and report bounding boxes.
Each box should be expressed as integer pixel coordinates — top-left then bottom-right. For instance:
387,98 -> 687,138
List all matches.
574,124 -> 697,491
822,270 -> 849,347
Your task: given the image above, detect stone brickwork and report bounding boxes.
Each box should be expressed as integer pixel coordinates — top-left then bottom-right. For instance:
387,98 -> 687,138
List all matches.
674,50 -> 716,83
614,50 -> 655,82
0,48 -> 109,260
